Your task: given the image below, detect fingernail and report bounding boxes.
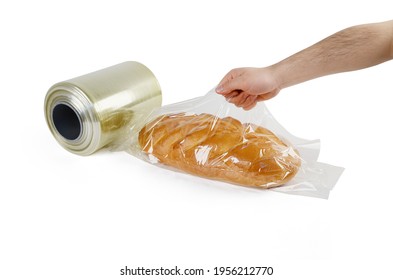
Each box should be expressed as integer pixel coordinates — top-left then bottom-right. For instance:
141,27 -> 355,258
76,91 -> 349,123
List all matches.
216,85 -> 224,93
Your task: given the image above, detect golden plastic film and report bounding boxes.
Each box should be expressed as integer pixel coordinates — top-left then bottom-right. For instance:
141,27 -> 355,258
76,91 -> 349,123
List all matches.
45,61 -> 162,155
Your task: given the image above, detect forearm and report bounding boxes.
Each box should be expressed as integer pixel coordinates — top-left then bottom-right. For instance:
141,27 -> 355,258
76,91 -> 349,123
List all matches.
272,20 -> 393,89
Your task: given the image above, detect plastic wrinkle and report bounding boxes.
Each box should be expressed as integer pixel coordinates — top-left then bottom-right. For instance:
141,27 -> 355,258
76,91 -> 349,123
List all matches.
125,89 -> 344,199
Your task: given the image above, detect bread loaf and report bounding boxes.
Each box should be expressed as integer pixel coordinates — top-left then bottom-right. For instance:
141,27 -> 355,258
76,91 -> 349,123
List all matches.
138,113 -> 301,188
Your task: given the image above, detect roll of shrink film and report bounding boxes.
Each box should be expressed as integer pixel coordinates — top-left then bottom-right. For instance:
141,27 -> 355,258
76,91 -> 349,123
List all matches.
44,61 -> 162,155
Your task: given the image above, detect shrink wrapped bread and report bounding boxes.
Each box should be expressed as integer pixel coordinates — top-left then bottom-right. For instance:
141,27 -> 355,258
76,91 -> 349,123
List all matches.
126,90 -> 343,198
138,113 -> 301,188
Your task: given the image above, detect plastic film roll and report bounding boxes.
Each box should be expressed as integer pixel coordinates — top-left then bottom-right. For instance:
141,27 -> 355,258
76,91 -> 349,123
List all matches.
45,61 -> 162,155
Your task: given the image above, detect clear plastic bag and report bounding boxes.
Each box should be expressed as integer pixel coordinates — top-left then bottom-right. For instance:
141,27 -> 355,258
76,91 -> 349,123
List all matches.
125,89 -> 344,199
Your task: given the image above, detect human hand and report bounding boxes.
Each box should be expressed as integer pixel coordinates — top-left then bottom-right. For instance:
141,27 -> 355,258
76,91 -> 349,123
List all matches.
215,67 -> 281,110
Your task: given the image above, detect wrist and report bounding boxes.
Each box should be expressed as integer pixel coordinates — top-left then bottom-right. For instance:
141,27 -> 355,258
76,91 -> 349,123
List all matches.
268,64 -> 285,90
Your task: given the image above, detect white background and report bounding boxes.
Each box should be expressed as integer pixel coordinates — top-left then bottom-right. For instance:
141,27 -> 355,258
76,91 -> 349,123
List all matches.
1,0 -> 392,279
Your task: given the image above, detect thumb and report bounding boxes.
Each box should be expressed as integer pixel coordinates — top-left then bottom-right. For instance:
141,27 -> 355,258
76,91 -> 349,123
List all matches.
216,76 -> 245,95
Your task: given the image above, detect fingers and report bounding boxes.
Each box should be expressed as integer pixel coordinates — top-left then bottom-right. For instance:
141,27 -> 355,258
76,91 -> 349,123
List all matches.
227,91 -> 247,105
216,69 -> 244,95
216,67 -> 280,110
243,102 -> 257,111
256,89 -> 279,102
241,95 -> 257,108
216,71 -> 233,90
226,92 -> 256,110
224,90 -> 241,100
217,78 -> 245,95
237,94 -> 257,111
227,91 -> 278,111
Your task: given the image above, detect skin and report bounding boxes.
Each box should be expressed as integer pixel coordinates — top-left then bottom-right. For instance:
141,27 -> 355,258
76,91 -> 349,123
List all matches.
216,20 -> 393,110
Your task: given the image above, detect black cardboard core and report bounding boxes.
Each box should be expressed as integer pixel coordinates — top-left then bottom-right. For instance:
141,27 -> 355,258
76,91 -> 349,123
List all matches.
52,104 -> 81,140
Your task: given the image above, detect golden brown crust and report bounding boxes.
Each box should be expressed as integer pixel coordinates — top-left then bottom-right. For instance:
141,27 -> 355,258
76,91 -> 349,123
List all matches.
138,113 -> 301,188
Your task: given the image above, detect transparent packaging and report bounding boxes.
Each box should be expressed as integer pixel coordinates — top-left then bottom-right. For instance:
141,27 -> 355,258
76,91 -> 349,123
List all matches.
125,89 -> 344,199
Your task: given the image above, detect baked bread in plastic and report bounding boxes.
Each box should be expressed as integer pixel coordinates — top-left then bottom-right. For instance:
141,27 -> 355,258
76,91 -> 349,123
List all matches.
138,113 -> 301,188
